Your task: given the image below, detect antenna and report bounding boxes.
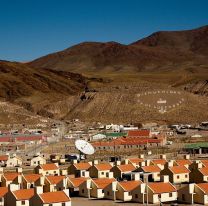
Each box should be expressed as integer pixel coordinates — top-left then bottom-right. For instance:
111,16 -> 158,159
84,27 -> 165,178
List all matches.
75,140 -> 95,156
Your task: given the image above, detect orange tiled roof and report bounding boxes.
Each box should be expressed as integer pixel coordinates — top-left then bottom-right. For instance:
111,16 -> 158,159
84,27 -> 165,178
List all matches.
23,174 -> 42,183
13,189 -> 34,200
118,164 -> 136,172
92,137 -> 161,147
74,162 -> 91,170
93,178 -> 115,189
3,173 -> 19,181
0,187 -> 8,197
40,163 -> 59,171
69,177 -> 89,188
128,158 -> 144,165
175,159 -> 192,166
39,191 -> 70,203
46,175 -> 66,184
200,160 -> 208,166
148,182 -> 176,194
0,155 -> 8,161
199,167 -> 208,176
169,166 -> 190,174
95,163 -> 112,171
119,180 -> 142,191
142,165 -> 161,173
197,183 -> 208,194
151,159 -> 167,165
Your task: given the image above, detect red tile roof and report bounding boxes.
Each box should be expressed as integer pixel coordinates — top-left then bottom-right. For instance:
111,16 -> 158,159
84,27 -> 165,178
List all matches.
40,163 -> 59,171
46,176 -> 66,184
93,137 -> 161,147
13,189 -> 34,200
117,164 -> 136,172
128,130 -> 150,138
141,165 -> 161,173
0,187 -> 8,197
169,166 -> 190,174
0,155 -> 8,161
23,174 -> 42,183
69,177 -> 89,188
151,159 -> 167,165
119,180 -> 142,191
3,173 -> 19,181
95,163 -> 112,171
148,182 -> 176,194
199,167 -> 208,176
92,178 -> 116,189
197,183 -> 208,194
128,158 -> 144,165
175,159 -> 192,166
39,191 -> 70,203
74,162 -> 91,170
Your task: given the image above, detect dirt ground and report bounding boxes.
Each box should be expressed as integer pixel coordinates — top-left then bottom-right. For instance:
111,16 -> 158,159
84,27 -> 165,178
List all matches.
71,197 -> 199,206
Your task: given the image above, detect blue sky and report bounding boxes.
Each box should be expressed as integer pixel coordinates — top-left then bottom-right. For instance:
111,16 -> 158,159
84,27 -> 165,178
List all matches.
0,0 -> 208,62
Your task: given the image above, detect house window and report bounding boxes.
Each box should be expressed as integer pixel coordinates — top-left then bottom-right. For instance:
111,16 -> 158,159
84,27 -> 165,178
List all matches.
54,171 -> 56,174
185,174 -> 188,178
62,203 -> 65,206
177,175 -> 180,179
107,191 -> 110,196
21,200 -> 25,205
157,173 -> 160,177
182,194 -> 185,201
102,190 -> 104,193
128,192 -> 131,196
169,193 -> 173,197
101,172 -> 104,175
82,189 -> 85,193
135,194 -> 138,198
0,198 -> 2,202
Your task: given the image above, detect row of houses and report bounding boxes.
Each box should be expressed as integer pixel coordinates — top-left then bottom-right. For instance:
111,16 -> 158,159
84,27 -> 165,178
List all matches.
0,153 -> 46,167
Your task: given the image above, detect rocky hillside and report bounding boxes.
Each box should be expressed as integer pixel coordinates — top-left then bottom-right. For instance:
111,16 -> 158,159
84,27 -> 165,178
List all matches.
29,25 -> 208,73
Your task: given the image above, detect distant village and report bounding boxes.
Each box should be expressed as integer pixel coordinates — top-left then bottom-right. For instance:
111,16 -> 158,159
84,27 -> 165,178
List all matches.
0,119 -> 207,205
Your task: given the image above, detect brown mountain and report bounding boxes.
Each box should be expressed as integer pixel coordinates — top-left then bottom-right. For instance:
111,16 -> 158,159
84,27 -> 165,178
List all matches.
29,25 -> 208,73
0,60 -> 89,119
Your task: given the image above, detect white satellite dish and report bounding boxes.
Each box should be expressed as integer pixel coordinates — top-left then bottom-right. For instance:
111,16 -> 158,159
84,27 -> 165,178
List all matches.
75,140 -> 95,155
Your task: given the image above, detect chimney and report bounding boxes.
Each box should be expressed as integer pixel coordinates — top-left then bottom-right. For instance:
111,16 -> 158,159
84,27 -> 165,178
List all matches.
35,186 -> 43,194
106,172 -> 114,179
160,154 -> 166,160
161,175 -> 169,183
184,154 -> 190,160
61,169 -> 68,175
54,163 -> 59,167
92,160 -> 98,165
132,173 -> 140,181
88,161 -> 92,166
0,168 -> 3,174
124,159 -> 129,165
140,183 -> 146,194
165,160 -> 174,168
139,154 -> 144,159
139,161 -> 146,167
115,161 -> 121,166
72,159 -> 78,164
9,184 -> 19,192
86,179 -> 92,189
111,181 -> 117,192
63,189 -> 70,197
145,160 -> 150,166
39,176 -> 45,186
197,162 -> 203,169
16,167 -> 22,173
189,183 -> 195,194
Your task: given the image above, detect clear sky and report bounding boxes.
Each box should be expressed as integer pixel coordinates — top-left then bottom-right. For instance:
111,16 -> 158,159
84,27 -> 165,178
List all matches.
0,0 -> 208,62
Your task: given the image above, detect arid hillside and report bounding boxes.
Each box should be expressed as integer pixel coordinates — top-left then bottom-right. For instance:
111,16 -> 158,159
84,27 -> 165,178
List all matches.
29,25 -> 208,73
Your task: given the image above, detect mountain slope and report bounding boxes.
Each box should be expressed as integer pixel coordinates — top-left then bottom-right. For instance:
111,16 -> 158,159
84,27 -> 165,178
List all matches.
29,25 -> 208,73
